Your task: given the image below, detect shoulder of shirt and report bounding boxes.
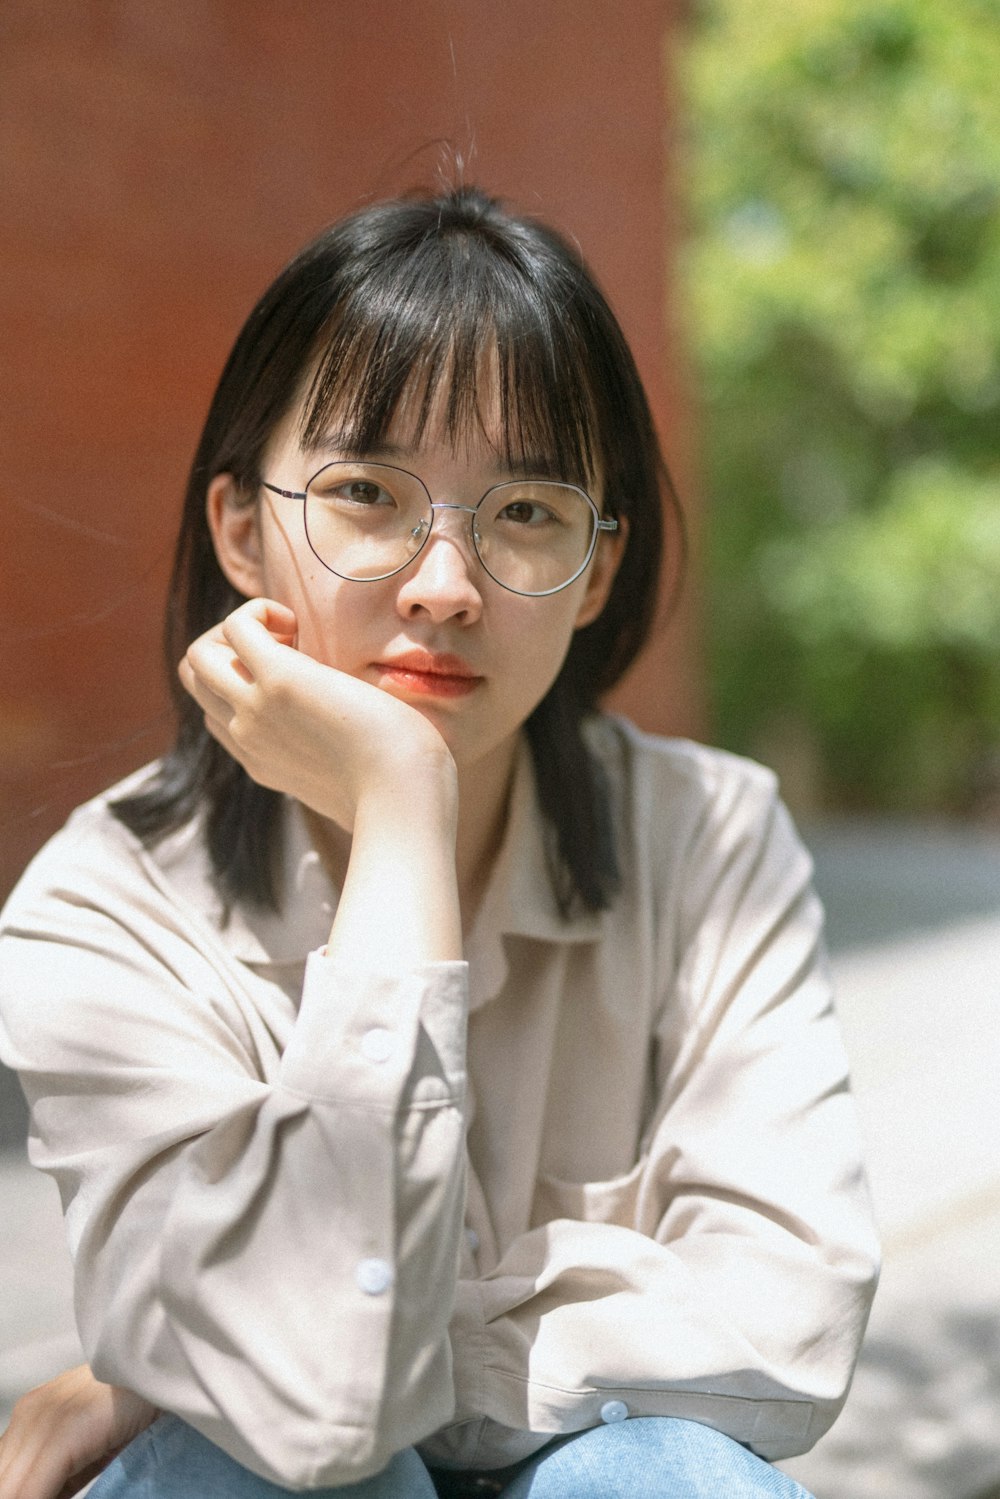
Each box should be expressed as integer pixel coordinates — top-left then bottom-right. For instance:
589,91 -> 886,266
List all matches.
582,717 -> 811,926
585,713 -> 781,817
1,760 -> 183,924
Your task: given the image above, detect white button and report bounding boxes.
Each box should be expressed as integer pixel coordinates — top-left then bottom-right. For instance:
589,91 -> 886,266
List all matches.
360,1028 -> 395,1063
599,1400 -> 629,1424
465,1228 -> 480,1253
356,1257 -> 394,1295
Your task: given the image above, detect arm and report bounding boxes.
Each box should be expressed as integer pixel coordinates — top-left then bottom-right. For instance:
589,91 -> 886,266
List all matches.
0,602 -> 469,1490
181,597 -> 464,969
433,768 -> 879,1466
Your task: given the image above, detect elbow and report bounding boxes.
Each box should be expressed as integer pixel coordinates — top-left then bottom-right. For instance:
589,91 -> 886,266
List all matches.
743,1232 -> 880,1462
758,1255 -> 880,1461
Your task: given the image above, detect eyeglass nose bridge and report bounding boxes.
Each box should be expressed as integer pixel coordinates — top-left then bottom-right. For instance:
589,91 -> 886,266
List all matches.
409,501 -> 484,549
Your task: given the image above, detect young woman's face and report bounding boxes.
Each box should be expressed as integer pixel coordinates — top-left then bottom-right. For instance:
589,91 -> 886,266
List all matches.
208,381 -> 623,782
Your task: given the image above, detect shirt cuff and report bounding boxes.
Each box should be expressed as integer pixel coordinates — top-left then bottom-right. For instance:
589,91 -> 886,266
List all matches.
278,954 -> 468,1103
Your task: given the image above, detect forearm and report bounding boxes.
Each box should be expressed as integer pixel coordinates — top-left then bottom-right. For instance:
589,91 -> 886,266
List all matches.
78,956 -> 469,1488
441,1203 -> 876,1466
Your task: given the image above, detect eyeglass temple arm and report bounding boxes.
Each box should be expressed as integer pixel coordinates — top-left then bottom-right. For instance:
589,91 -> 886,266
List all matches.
261,481 -> 306,501
597,517 -> 619,533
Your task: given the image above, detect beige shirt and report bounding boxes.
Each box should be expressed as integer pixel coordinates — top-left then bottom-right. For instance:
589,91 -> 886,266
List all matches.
0,719 -> 878,1490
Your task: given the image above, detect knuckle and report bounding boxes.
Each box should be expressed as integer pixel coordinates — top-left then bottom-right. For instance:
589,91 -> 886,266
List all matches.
269,677 -> 293,710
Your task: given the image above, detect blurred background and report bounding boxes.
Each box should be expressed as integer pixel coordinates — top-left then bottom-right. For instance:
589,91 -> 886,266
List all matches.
684,0 -> 1000,826
1,4 -> 998,1498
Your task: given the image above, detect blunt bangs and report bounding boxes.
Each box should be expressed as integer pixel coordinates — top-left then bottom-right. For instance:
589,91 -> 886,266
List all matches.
298,211 -> 601,493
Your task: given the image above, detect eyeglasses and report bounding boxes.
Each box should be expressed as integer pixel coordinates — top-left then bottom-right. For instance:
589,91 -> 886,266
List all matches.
261,460 -> 618,597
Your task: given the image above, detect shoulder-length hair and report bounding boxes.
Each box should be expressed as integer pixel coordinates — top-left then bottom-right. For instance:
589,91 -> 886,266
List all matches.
114,185 -> 682,915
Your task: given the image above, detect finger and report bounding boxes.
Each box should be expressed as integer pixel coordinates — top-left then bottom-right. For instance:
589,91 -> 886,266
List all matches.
199,711 -> 244,764
201,713 -> 280,791
221,598 -> 298,675
234,595 -> 298,645
182,633 -> 255,704
177,662 -> 242,744
179,674 -> 239,749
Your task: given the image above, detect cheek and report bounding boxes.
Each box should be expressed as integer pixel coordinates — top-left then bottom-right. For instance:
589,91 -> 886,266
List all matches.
289,573 -> 391,673
504,600 -> 581,693
258,503 -> 330,614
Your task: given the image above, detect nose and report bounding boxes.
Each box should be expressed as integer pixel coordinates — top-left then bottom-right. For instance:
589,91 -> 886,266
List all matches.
394,505 -> 484,624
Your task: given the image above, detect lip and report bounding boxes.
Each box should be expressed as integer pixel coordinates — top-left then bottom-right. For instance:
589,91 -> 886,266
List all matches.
374,649 -> 483,699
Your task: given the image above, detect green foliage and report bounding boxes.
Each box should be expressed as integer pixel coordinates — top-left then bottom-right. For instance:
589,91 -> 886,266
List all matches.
681,0 -> 1000,812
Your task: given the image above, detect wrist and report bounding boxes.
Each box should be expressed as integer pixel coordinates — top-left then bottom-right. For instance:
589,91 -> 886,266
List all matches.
359,742 -> 459,839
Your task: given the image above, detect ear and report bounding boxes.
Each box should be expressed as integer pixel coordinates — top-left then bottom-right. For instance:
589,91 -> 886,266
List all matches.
573,514 -> 629,630
206,473 -> 265,600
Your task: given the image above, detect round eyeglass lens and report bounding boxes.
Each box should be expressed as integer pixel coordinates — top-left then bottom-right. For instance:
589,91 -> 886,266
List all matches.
304,463 -> 430,581
474,481 -> 596,595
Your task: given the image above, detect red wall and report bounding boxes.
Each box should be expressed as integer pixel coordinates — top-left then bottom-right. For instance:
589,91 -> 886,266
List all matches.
0,0 -> 701,901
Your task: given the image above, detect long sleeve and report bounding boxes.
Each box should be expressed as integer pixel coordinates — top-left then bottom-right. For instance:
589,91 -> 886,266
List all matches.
427,750 -> 879,1468
1,734 -> 878,1483
0,818 -> 469,1490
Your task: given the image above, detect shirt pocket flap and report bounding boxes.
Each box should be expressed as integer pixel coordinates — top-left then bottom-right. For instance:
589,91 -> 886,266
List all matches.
530,1155 -> 647,1229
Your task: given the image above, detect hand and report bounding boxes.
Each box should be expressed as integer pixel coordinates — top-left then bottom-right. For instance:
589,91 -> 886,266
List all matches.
0,1366 -> 156,1499
179,598 -> 458,832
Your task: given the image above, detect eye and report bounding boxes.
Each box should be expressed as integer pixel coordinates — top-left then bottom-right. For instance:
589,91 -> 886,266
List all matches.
497,499 -> 558,527
333,480 -> 396,508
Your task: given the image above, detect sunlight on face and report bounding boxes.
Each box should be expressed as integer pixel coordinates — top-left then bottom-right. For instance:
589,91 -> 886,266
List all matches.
214,368 -> 623,784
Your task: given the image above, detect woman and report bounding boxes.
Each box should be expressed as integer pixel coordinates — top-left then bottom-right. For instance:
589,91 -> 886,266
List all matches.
0,185 -> 877,1498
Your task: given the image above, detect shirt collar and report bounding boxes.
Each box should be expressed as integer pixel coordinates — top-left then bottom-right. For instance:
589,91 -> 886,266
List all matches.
234,798 -> 339,964
474,734 -> 606,944
150,795 -> 336,967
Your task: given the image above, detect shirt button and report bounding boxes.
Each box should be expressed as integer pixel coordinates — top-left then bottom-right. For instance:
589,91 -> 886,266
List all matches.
599,1400 -> 629,1425
466,1228 -> 480,1253
360,1028 -> 395,1063
356,1258 -> 394,1295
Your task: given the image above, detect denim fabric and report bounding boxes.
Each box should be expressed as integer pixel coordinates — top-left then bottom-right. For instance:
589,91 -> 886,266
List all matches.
88,1412 -> 814,1498
486,1418 -> 814,1497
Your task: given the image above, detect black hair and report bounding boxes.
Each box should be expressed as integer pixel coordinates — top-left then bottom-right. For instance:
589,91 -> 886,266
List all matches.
113,185 -> 682,915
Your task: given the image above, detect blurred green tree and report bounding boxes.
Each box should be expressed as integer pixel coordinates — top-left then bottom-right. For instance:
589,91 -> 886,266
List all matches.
682,0 -> 1000,814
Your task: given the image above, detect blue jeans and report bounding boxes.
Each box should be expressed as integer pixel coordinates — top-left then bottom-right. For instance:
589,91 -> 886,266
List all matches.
89,1412 -> 814,1497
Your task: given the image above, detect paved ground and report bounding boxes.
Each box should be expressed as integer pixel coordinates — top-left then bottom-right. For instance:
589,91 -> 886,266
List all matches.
2,818 -> 999,1498
776,821 -> 1000,1499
